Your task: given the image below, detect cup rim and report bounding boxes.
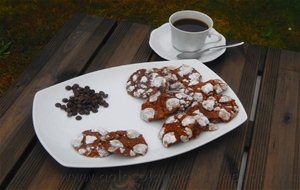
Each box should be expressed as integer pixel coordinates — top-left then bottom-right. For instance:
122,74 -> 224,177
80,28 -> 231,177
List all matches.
169,10 -> 213,34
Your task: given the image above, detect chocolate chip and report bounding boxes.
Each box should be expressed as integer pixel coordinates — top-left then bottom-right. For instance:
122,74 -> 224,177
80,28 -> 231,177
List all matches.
65,85 -> 72,90
55,84 -> 109,121
75,116 -> 82,120
103,102 -> 109,108
55,103 -> 61,108
72,84 -> 79,89
62,98 -> 68,103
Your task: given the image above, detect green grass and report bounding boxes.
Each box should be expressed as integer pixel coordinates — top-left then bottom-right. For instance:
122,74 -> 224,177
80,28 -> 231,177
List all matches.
0,0 -> 299,96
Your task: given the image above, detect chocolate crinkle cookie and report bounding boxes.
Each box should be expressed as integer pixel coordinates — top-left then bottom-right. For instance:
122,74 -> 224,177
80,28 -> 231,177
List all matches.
168,64 -> 202,90
159,108 -> 218,147
126,68 -> 169,99
103,129 -> 148,157
72,129 -> 148,157
140,89 -> 193,122
126,64 -> 239,148
186,94 -> 239,123
71,128 -> 110,158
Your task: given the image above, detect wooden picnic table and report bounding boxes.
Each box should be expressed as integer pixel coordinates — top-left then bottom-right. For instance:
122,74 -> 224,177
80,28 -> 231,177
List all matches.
1,13 -> 299,190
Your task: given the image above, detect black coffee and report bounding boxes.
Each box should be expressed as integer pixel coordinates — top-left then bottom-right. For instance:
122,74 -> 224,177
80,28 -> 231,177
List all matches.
173,18 -> 209,32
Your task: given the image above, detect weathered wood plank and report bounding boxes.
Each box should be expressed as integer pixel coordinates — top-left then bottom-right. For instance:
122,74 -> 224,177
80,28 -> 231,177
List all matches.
102,52 -> 171,190
0,13 -> 85,116
7,21 -> 153,190
164,46 -> 245,190
186,139 -> 227,190
180,44 -> 262,190
83,22 -> 154,190
121,44 -> 247,189
243,48 -> 281,189
164,152 -> 197,190
24,147 -> 90,190
279,49 -> 300,72
0,16 -> 115,187
85,22 -> 152,72
5,142 -> 47,190
137,159 -> 170,190
244,49 -> 300,189
263,70 -> 299,189
83,21 -> 133,73
215,45 -> 264,189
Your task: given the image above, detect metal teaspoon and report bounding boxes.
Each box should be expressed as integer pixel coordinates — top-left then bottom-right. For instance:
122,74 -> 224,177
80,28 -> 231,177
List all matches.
177,42 -> 244,59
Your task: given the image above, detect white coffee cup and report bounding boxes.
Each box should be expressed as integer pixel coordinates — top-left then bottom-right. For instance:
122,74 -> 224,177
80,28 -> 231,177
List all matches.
169,10 -> 222,52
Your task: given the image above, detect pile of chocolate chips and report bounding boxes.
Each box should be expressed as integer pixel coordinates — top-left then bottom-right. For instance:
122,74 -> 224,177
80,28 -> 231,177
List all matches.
55,84 -> 109,120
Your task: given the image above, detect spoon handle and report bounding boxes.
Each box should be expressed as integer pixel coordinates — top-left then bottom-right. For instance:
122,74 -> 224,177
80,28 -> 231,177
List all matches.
177,42 -> 245,59
199,42 -> 245,53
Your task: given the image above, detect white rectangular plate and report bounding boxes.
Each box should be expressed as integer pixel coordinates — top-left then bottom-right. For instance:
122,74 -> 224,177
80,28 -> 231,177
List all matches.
33,59 -> 247,168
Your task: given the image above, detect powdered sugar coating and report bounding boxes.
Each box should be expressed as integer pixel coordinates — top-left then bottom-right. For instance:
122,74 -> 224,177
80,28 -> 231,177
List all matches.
126,68 -> 169,99
194,112 -> 210,127
103,130 -> 148,157
110,140 -> 123,148
208,123 -> 219,131
141,90 -> 193,122
168,64 -> 202,90
133,144 -> 148,155
181,116 -> 196,126
192,92 -> 204,102
218,108 -> 231,121
72,129 -> 110,158
140,76 -> 148,83
219,95 -> 232,103
130,150 -> 136,157
187,79 -> 229,98
202,99 -> 215,111
201,83 -> 214,94
151,76 -> 167,88
187,94 -> 239,123
165,116 -> 176,124
184,127 -> 193,138
85,135 -> 97,144
149,91 -> 161,102
160,110 -> 212,147
97,147 -> 110,157
78,148 -> 87,155
166,98 -> 180,111
178,64 -> 193,76
126,129 -> 141,139
162,132 -> 177,147
180,135 -> 189,142
140,108 -> 155,121
213,80 -> 228,93
72,134 -> 83,148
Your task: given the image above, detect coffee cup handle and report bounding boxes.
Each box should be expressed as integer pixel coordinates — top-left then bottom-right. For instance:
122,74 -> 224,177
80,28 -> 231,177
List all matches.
205,31 -> 222,45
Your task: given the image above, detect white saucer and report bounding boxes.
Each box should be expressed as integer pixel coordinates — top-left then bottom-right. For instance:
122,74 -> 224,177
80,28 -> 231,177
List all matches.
149,23 -> 226,63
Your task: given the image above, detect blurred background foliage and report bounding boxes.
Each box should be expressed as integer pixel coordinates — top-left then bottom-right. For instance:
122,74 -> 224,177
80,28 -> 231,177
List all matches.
0,0 -> 299,96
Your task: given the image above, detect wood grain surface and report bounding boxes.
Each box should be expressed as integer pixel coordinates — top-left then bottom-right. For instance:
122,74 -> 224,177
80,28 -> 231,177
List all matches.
1,14 -> 300,190
0,15 -> 115,188
244,49 -> 300,189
